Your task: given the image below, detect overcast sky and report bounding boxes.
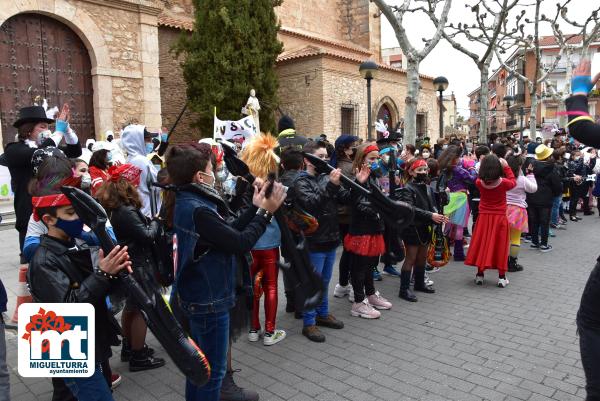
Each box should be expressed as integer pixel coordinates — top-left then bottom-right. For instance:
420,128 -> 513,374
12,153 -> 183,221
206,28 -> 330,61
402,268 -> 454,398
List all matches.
380,0 -> 600,118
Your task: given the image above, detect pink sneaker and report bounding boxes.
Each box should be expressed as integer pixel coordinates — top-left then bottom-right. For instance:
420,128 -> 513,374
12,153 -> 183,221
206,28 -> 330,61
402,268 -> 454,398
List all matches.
367,291 -> 392,310
351,299 -> 381,319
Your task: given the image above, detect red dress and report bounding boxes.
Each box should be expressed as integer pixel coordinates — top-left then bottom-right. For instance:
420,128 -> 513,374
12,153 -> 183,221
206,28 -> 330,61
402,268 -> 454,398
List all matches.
465,166 -> 516,273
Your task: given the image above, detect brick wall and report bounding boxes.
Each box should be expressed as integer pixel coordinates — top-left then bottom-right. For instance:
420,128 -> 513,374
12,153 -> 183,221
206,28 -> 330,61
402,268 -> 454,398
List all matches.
276,57 -> 325,138
276,0 -> 345,43
158,26 -> 202,142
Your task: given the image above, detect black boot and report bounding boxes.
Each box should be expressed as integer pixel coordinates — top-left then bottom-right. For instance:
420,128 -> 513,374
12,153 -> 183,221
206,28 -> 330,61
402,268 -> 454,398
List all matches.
129,348 -> 165,372
507,256 -> 524,272
121,338 -> 155,362
220,370 -> 259,401
414,266 -> 435,293
399,270 -> 417,302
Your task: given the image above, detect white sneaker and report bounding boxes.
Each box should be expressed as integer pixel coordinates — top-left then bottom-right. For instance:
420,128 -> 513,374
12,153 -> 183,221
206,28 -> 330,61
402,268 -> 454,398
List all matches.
474,275 -> 484,285
367,291 -> 392,310
425,272 -> 434,286
334,284 -> 352,298
263,329 -> 286,346
248,330 -> 260,342
497,277 -> 509,288
350,299 -> 381,319
348,288 -> 355,303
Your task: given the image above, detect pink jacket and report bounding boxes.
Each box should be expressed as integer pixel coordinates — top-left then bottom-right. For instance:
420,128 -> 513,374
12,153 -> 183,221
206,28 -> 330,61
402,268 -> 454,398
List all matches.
506,173 -> 538,208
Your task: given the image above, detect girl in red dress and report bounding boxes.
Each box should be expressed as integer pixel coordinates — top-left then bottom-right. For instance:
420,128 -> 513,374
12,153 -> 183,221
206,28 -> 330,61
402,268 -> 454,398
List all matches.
465,154 -> 516,287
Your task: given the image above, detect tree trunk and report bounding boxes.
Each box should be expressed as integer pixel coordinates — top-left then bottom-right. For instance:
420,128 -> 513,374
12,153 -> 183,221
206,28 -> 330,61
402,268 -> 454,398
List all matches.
529,83 -> 538,137
404,58 -> 421,145
478,62 -> 490,144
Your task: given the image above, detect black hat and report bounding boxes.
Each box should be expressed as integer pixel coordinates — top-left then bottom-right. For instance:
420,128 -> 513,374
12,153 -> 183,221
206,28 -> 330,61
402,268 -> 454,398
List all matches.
376,130 -> 402,145
278,115 -> 295,133
13,106 -> 54,128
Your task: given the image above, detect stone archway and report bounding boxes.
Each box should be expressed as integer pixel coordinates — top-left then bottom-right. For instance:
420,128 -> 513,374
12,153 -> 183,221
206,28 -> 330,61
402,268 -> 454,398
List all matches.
0,0 -> 113,147
373,96 -> 401,133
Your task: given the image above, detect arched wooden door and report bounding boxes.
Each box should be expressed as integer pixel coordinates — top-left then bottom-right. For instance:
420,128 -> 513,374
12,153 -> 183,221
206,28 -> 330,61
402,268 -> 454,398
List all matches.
377,104 -> 393,132
0,13 -> 94,146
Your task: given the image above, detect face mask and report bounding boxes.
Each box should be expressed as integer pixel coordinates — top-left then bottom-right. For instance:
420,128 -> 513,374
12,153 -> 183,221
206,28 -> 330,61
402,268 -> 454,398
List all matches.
37,130 -> 52,145
348,148 -> 357,159
216,167 -> 229,182
107,151 -> 113,163
199,171 -> 216,188
574,156 -> 581,161
81,173 -> 91,189
442,144 -> 448,150
55,218 -> 84,239
145,143 -> 155,155
414,173 -> 428,183
369,160 -> 383,177
422,152 -> 430,159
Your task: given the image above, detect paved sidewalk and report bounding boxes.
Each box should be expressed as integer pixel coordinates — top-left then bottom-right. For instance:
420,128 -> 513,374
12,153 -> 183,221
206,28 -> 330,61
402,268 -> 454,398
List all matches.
2,216 -> 597,400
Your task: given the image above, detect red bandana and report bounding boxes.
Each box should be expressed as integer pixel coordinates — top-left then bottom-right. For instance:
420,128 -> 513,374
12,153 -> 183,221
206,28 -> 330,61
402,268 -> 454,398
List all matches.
31,194 -> 72,221
108,164 -> 142,186
364,145 -> 380,155
410,159 -> 428,171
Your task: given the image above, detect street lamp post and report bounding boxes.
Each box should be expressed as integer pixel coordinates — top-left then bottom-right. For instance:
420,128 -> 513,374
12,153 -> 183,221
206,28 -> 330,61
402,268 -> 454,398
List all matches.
433,76 -> 449,140
519,106 -> 525,142
359,60 -> 379,141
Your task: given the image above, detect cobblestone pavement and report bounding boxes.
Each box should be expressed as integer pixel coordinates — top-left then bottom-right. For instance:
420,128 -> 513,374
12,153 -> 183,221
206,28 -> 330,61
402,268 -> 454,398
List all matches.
2,215 -> 597,401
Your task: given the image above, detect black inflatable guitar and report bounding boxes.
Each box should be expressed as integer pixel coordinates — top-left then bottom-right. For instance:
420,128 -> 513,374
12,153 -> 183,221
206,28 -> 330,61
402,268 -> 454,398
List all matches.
302,152 -> 415,229
220,142 -> 324,310
60,186 -> 210,387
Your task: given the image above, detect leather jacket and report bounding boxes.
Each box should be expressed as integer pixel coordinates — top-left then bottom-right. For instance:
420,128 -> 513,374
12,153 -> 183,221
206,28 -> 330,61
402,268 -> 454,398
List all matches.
293,171 -> 350,250
108,205 -> 160,289
27,235 -> 119,361
348,177 -> 385,236
396,181 -> 437,228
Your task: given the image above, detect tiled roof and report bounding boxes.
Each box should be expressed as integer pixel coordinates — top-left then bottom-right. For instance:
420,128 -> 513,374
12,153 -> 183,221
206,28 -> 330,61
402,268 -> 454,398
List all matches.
538,35 -> 582,46
158,14 -> 194,31
278,27 -> 372,55
277,45 -> 434,80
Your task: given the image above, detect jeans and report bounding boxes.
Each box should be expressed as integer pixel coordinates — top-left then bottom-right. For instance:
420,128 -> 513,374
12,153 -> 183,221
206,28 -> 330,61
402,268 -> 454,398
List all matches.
551,195 -> 562,225
528,206 -> 551,246
186,311 -> 229,401
349,253 -> 379,303
63,364 -> 114,401
304,248 -> 337,326
0,319 -> 8,401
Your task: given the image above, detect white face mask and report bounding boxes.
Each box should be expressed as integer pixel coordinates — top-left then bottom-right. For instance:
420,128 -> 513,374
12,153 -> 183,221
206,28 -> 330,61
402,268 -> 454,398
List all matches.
442,144 -> 448,150
81,173 -> 92,189
216,167 -> 229,182
422,152 -> 430,159
36,129 -> 52,145
199,171 -> 216,188
574,156 -> 581,161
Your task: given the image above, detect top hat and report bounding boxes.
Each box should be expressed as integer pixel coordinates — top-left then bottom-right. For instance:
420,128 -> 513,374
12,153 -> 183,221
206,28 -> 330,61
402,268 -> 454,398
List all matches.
13,106 -> 54,128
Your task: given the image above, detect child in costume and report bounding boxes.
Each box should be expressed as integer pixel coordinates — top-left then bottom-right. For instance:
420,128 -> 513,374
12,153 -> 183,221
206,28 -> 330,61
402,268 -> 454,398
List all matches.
240,134 -> 286,346
464,154 -> 516,287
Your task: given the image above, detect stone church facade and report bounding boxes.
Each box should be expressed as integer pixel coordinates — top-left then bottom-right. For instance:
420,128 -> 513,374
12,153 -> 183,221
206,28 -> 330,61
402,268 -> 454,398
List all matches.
0,0 -> 440,147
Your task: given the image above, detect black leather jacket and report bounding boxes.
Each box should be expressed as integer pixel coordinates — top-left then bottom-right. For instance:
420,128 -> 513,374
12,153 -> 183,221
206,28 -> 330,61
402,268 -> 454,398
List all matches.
294,172 -> 350,250
348,177 -> 385,236
396,181 -> 437,228
27,235 -> 118,362
108,205 -> 160,290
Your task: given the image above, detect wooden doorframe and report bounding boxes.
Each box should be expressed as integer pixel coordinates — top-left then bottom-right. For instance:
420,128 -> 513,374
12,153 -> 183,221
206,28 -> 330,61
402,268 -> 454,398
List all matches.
0,4 -> 113,150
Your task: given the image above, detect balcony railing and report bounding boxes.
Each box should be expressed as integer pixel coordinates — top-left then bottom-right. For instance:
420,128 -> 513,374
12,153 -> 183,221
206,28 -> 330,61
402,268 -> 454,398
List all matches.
513,93 -> 526,103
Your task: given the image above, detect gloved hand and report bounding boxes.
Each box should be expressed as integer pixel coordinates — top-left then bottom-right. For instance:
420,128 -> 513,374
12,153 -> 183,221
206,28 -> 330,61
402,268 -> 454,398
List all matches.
64,126 -> 79,145
571,75 -> 594,96
55,119 -> 68,134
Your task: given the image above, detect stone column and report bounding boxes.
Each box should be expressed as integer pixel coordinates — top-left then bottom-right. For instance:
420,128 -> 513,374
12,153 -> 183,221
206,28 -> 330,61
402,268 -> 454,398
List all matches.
139,13 -> 162,131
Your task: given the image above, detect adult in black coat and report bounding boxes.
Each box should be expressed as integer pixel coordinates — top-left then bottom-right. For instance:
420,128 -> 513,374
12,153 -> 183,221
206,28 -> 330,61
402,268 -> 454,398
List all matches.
525,145 -> 562,251
0,106 -> 81,256
565,57 -> 600,401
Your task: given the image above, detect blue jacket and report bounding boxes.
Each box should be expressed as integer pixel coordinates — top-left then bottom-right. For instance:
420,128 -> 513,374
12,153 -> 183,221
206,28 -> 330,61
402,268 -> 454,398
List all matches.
253,219 -> 281,251
173,190 -> 238,314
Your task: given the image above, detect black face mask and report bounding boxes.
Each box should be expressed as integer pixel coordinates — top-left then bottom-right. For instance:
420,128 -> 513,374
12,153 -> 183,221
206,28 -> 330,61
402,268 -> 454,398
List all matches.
414,173 -> 428,183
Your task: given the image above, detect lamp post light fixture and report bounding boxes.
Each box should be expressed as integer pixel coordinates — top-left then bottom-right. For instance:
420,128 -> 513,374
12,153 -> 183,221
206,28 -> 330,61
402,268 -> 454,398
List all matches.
433,76 -> 449,139
359,60 -> 379,140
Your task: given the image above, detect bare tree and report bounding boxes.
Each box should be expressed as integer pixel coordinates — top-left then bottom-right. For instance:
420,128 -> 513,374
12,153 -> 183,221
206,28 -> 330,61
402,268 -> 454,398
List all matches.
426,0 -> 520,143
371,0 -> 452,144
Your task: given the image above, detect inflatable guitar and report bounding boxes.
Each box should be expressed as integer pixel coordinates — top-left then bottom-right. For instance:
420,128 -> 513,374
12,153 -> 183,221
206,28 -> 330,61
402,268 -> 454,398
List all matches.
302,152 -> 415,230
220,142 -> 324,310
60,186 -> 210,387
